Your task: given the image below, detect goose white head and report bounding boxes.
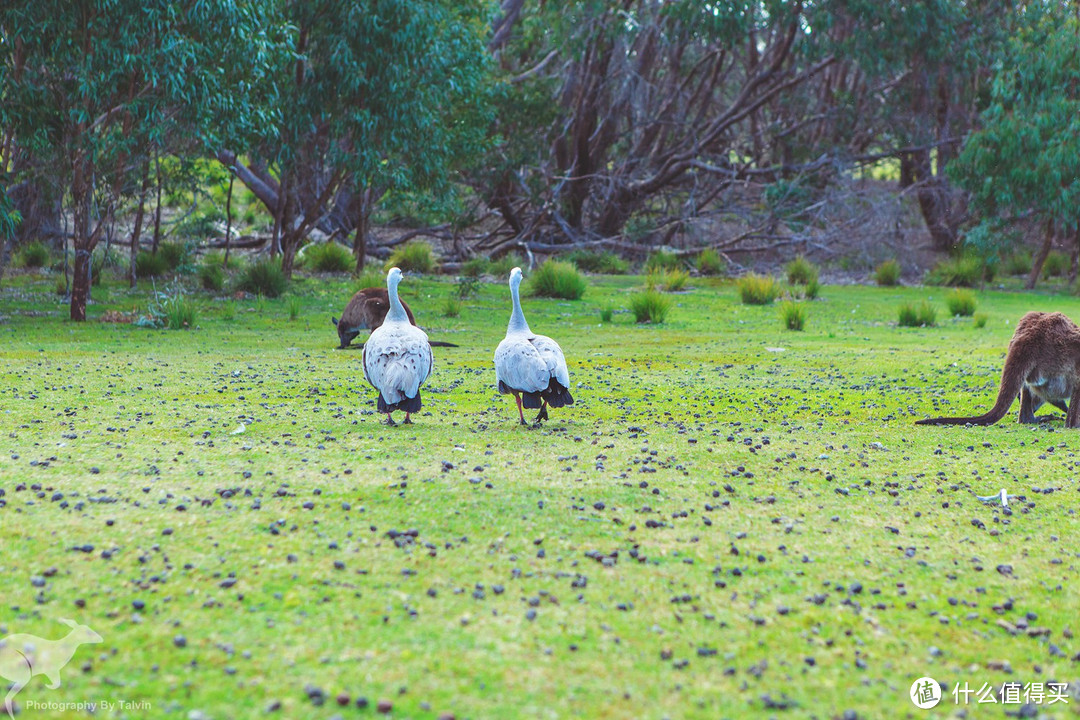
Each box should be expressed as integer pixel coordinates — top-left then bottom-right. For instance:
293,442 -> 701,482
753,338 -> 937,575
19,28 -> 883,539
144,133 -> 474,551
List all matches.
385,266 -> 409,322
507,266 -> 531,335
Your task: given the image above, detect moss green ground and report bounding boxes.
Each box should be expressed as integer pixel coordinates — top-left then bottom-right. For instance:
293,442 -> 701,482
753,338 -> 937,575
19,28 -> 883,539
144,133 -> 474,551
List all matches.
2,271 -> 1080,719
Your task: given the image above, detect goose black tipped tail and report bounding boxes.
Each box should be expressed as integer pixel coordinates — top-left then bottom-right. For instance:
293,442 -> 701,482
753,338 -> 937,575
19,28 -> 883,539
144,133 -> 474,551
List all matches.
378,393 -> 422,414
544,380 -> 574,408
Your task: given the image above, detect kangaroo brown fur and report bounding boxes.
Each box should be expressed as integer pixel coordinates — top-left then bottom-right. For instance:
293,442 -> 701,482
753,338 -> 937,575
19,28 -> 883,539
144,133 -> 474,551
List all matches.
331,288 -> 458,350
916,311 -> 1080,427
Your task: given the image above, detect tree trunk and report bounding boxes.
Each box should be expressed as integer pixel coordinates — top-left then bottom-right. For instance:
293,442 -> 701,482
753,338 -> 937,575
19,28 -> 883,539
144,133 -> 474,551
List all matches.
129,162 -> 151,287
224,174 -> 234,267
1027,226 -> 1054,290
70,175 -> 93,321
152,152 -> 163,253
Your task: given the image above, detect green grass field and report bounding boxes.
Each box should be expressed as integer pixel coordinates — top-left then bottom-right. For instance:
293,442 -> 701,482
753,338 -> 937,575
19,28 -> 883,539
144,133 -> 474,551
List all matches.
2,269 -> 1080,719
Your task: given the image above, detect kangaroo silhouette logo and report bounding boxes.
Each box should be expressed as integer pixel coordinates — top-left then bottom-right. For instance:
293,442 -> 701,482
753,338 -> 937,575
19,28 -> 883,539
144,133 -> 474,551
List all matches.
0,619 -> 102,718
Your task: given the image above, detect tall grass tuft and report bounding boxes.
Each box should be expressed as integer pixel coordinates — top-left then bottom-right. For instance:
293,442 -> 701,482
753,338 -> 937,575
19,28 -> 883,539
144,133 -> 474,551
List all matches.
648,268 -> 689,291
165,295 -> 197,330
237,258 -> 288,298
1043,250 -> 1070,278
898,301 -> 937,327
696,248 -> 725,276
527,260 -> 587,299
973,312 -> 989,328
16,241 -> 51,268
490,253 -> 523,278
354,268 -> 385,290
563,249 -> 629,274
738,273 -> 781,305
779,301 -> 807,331
157,242 -> 191,273
945,288 -> 977,317
198,262 -> 225,291
286,295 -> 302,321
442,295 -> 462,318
874,259 -> 901,286
925,254 -> 983,287
300,242 -> 353,273
630,289 -> 672,323
461,256 -> 491,277
645,250 -> 680,273
600,306 -> 613,323
785,255 -> 819,286
387,241 -> 437,273
1001,252 -> 1032,277
135,251 -> 169,278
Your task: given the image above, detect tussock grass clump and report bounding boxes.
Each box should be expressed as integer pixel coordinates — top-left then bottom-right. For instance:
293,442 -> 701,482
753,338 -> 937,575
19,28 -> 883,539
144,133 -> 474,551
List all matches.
198,262 -> 225,291
648,268 -> 689,291
1001,251 -> 1032,277
779,301 -> 807,331
237,258 -> 288,298
898,301 -> 937,327
945,288 -> 977,317
135,251 -> 169,278
286,296 -> 302,321
644,250 -> 680,273
599,307 -> 613,323
630,289 -> 672,323
16,241 -> 51,268
696,248 -> 725,276
354,268 -> 385,290
926,254 -> 982,287
301,242 -> 353,273
158,242 -> 191,272
527,260 -> 586,300
387,241 -> 437,274
738,273 -> 781,305
165,295 -> 197,330
461,257 -> 491,277
442,295 -> 461,318
202,250 -> 243,270
563,249 -> 629,275
1043,250 -> 1070,278
490,253 -> 522,278
785,255 -> 819,286
874,259 -> 901,286
973,312 -> 989,328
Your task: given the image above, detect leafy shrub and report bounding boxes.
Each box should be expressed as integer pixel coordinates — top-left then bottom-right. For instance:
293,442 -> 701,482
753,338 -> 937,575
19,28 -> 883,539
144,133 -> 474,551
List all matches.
644,250 -> 680,273
945,288 -> 977,317
286,296 -> 302,321
461,256 -> 491,277
301,242 -> 354,273
737,273 -> 781,305
696,248 -> 725,276
198,262 -> 225,291
973,312 -> 989,328
236,258 -> 287,298
175,207 -> 224,239
387,241 -> 437,273
135,251 -> 169,278
925,254 -> 983,287
874,259 -> 901,286
1043,250 -> 1070,278
779,301 -> 807,331
563,249 -> 629,274
490,253 -> 523,278
157,241 -> 191,272
527,260 -> 587,300
16,241 -> 51,268
898,301 -> 937,327
630,290 -> 672,323
1001,252 -> 1032,276
785,255 -> 819,285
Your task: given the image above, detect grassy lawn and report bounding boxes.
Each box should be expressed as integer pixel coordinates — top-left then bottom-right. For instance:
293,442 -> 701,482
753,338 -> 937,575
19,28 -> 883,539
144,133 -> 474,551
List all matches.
2,269 -> 1079,719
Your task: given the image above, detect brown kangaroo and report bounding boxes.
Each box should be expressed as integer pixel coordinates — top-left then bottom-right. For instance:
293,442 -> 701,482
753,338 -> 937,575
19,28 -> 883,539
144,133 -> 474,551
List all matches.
332,288 -> 458,350
916,311 -> 1080,427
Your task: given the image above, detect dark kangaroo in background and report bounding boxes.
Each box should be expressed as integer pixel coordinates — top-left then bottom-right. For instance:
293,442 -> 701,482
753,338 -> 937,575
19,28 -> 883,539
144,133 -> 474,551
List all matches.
916,311 -> 1080,427
331,288 -> 458,350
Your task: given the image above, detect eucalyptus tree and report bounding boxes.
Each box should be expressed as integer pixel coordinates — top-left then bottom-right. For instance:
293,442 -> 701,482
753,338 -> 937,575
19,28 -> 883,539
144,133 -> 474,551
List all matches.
220,0 -> 492,277
0,1 -> 276,320
950,10 -> 1080,288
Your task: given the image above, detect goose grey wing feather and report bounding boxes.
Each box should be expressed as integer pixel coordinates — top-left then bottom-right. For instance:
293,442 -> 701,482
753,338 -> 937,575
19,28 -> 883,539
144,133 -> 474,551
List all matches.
529,334 -> 570,388
364,322 -> 433,404
495,335 -> 549,393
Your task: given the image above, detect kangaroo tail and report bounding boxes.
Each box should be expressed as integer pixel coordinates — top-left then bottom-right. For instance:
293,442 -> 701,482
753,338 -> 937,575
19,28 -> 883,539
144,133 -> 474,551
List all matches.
916,356 -> 1029,426
428,340 -> 459,348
